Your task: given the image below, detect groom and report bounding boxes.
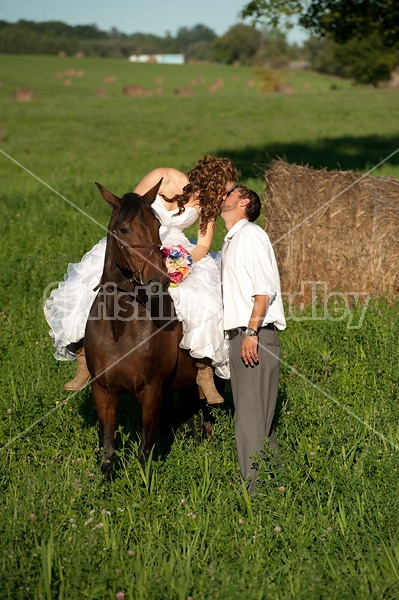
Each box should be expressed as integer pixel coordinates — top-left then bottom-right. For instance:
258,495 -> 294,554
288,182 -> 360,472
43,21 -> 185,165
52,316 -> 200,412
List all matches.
220,185 -> 286,494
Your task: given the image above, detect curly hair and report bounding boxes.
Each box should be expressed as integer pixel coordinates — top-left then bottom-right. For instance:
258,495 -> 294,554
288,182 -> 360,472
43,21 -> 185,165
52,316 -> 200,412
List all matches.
166,155 -> 239,235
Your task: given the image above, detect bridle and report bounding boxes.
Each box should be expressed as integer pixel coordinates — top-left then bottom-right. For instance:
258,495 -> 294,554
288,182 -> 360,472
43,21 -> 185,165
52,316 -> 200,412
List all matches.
113,229 -> 162,286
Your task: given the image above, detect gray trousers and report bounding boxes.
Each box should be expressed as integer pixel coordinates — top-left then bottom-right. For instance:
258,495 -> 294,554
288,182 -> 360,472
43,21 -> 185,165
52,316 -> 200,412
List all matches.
229,327 -> 281,493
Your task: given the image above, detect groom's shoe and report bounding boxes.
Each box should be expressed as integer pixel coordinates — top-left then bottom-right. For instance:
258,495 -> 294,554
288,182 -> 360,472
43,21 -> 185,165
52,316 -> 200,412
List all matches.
64,348 -> 91,391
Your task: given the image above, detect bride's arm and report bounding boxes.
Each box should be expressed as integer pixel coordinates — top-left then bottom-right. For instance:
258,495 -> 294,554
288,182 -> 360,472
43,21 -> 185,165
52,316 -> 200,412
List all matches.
190,219 -> 215,262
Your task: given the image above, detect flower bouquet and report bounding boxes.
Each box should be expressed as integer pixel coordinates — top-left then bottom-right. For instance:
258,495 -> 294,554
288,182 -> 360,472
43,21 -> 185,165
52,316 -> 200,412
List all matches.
161,245 -> 193,287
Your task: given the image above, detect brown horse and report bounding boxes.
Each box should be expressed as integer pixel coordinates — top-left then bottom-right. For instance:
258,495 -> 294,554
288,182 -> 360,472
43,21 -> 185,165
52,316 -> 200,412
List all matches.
84,180 -> 199,478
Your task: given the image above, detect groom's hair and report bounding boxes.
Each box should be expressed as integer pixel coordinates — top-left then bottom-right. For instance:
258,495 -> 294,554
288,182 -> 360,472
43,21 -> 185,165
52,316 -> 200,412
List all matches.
236,185 -> 261,222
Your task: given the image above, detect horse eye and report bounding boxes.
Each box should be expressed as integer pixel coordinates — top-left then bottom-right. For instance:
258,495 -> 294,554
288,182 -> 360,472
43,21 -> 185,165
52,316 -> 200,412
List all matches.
119,227 -> 129,235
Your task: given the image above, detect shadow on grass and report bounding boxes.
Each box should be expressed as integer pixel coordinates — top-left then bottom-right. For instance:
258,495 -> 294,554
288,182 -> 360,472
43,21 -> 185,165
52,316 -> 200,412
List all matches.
77,380 -> 225,475
217,133 -> 399,180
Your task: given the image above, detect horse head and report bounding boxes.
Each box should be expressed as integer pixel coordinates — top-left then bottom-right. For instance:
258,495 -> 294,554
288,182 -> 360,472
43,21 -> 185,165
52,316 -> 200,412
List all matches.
95,180 -> 169,295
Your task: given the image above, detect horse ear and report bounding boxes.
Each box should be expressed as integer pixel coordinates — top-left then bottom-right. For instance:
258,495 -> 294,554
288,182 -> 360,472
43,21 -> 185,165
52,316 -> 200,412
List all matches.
95,182 -> 121,209
141,178 -> 163,204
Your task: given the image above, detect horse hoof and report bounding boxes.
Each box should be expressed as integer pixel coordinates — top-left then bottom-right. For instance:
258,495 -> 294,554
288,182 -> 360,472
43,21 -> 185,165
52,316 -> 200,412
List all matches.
101,465 -> 112,480
98,455 -> 113,479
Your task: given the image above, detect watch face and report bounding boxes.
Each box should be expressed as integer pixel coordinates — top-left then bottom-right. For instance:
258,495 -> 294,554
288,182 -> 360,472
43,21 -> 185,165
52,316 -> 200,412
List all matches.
245,328 -> 257,336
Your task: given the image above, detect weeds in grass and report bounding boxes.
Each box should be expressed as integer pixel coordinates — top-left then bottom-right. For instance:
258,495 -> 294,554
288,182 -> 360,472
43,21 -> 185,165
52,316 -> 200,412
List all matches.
1,56 -> 399,598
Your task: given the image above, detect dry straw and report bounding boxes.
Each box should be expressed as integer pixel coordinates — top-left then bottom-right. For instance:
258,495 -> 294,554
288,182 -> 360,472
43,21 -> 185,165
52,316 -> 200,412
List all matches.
264,159 -> 399,301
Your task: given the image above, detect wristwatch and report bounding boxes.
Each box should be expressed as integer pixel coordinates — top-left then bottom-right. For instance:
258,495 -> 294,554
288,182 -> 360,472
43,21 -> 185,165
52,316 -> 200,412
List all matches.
244,327 -> 258,337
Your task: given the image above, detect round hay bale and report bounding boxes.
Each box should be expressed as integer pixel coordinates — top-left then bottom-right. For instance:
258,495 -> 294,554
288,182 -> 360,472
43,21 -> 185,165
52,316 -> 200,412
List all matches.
173,87 -> 194,96
123,85 -> 152,97
103,75 -> 117,84
13,88 -> 33,102
264,159 -> 399,301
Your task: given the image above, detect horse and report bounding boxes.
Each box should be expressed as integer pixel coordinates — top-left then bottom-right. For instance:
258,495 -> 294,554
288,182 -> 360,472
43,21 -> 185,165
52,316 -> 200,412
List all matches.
84,180 -> 200,479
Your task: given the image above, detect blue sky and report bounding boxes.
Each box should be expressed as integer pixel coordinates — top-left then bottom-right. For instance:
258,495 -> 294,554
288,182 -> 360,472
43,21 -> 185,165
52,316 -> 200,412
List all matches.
1,0 -> 308,43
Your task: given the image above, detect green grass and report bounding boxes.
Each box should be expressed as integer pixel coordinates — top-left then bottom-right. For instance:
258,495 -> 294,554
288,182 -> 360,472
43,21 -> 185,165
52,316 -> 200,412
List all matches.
1,55 -> 399,598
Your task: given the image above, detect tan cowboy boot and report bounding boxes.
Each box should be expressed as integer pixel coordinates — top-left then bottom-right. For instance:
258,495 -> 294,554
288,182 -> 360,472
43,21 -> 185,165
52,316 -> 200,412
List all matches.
196,362 -> 224,405
64,348 -> 91,391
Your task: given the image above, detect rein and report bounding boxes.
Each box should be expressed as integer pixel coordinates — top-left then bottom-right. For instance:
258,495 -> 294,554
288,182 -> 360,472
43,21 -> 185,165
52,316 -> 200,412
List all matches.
113,228 -> 161,286
95,283 -> 148,303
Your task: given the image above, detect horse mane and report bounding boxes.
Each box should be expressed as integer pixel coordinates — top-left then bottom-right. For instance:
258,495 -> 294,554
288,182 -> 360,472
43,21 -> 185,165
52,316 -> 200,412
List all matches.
114,192 -> 158,228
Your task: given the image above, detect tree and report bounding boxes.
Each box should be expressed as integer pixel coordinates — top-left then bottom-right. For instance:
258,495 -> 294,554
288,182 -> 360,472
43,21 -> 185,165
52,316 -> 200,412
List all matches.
127,32 -> 170,55
241,0 -> 399,84
175,24 -> 216,52
304,31 -> 398,86
174,24 -> 216,60
213,24 -> 263,64
241,0 -> 399,48
259,26 -> 293,66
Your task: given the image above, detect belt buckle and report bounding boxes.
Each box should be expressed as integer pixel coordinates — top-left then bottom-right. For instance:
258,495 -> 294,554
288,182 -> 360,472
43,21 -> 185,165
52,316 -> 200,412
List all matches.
226,328 -> 240,340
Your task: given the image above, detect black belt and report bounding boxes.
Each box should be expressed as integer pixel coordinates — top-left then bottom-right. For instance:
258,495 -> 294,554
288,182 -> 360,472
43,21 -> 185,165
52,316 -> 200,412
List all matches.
225,323 -> 277,340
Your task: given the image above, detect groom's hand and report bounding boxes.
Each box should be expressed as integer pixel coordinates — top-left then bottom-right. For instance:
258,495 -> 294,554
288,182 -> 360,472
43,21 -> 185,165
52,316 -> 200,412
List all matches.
241,336 -> 258,367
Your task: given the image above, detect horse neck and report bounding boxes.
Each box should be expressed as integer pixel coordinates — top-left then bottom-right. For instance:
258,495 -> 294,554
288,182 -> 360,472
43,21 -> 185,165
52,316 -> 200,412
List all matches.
99,232 -> 177,328
100,232 -> 132,289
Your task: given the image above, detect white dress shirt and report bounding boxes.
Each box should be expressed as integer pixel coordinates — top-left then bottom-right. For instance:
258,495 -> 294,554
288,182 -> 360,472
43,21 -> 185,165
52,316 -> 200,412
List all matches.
221,219 -> 286,331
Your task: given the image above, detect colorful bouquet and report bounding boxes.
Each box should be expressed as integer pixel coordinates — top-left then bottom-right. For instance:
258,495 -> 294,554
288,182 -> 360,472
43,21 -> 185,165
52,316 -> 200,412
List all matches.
161,244 -> 193,287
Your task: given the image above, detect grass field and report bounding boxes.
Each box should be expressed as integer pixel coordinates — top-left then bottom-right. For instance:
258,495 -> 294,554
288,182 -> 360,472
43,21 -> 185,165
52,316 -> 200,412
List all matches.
1,55 -> 399,599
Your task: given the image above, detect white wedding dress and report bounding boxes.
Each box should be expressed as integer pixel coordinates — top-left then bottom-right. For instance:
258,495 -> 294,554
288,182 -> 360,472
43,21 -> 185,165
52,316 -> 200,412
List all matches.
44,195 -> 230,378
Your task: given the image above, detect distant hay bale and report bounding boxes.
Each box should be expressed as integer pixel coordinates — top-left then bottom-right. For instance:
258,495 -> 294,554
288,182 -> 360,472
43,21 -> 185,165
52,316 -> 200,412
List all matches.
173,86 -> 194,96
276,84 -> 294,93
74,51 -> 85,58
58,69 -> 85,79
103,75 -> 117,84
122,85 -> 152,97
95,87 -> 106,97
13,88 -> 33,102
207,78 -> 223,93
264,160 -> 399,299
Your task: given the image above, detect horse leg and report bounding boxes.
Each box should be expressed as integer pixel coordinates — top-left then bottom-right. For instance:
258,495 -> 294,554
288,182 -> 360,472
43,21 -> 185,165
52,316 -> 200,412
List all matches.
91,381 -> 119,479
138,387 -> 163,465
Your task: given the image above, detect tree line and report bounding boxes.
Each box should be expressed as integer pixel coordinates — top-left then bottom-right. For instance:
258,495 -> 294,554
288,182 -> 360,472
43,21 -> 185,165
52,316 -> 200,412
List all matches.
241,0 -> 399,86
0,19 -> 300,63
0,17 -> 397,86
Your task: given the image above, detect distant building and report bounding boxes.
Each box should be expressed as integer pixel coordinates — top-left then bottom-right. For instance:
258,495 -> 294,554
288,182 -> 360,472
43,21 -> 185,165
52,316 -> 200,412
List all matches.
288,61 -> 310,70
128,54 -> 185,65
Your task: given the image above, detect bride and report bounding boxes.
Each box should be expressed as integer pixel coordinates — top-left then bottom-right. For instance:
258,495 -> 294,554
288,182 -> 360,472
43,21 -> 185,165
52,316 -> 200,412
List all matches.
44,155 -> 238,404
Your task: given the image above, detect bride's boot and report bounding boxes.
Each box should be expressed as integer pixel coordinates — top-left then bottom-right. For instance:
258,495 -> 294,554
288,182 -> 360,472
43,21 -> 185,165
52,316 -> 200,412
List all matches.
196,360 -> 224,405
64,347 -> 91,391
